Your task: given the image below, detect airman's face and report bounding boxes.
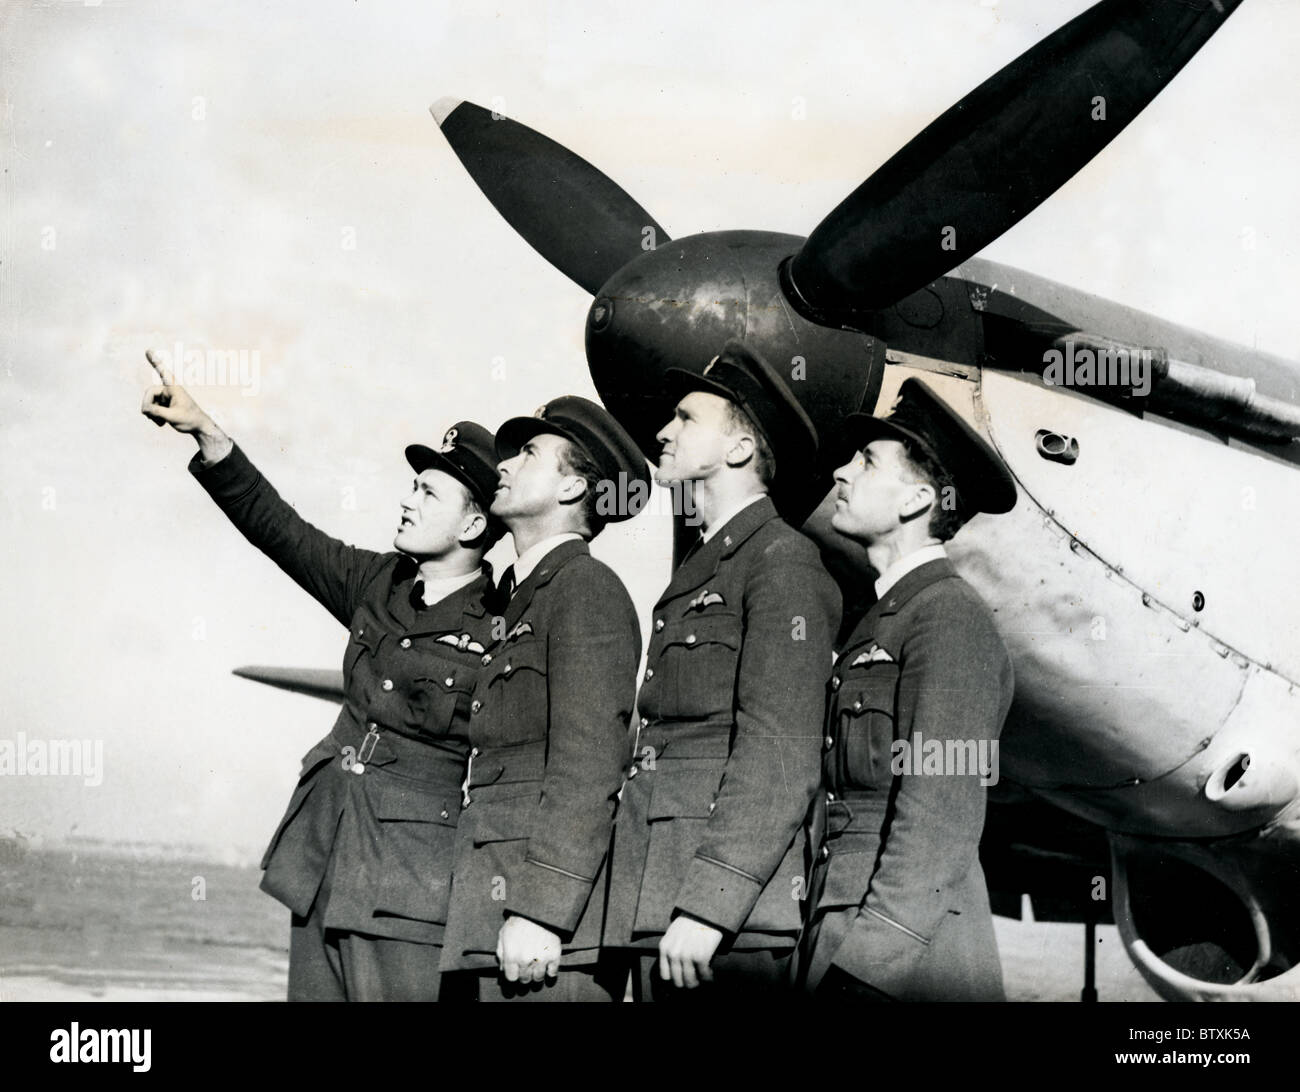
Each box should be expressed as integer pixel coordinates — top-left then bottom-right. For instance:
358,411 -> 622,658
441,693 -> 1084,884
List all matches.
654,390 -> 737,484
491,431 -> 574,522
831,439 -> 924,542
394,467 -> 478,557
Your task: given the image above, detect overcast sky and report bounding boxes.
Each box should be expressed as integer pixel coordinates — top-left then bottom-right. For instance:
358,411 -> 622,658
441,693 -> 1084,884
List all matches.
2,0 -> 1298,860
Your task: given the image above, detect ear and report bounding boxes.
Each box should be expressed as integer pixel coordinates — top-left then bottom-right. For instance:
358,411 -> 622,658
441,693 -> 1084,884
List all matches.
723,432 -> 756,470
556,474 -> 589,505
899,480 -> 936,523
457,509 -> 487,547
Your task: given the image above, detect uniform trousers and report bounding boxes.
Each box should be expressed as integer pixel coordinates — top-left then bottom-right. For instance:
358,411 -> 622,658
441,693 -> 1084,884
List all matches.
287,823 -> 445,1002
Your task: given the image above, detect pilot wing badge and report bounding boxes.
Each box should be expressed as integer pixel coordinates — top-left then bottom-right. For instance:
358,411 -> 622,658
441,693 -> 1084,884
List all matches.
437,631 -> 486,654
505,620 -> 534,643
850,643 -> 896,668
687,591 -> 725,611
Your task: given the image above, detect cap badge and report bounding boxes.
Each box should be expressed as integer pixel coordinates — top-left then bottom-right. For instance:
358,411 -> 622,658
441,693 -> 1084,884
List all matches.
439,427 -> 458,452
533,404 -> 548,419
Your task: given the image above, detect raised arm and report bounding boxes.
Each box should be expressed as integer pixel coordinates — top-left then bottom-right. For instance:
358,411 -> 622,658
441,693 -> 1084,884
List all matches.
142,350 -> 388,627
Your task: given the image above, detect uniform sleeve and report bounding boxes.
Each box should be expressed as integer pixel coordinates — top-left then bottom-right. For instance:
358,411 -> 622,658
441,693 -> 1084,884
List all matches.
673,535 -> 841,933
829,590 -> 1013,993
505,563 -> 641,935
190,443 -> 390,628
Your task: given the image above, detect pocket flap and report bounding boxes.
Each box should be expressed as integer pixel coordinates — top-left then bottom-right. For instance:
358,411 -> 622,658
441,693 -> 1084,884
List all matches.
375,780 -> 460,825
840,662 -> 900,716
487,638 -> 547,684
662,612 -> 741,652
647,767 -> 724,820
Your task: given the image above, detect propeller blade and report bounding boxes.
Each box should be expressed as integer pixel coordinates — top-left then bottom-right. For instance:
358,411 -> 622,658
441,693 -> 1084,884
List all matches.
233,666 -> 345,704
787,0 -> 1243,320
431,98 -> 670,294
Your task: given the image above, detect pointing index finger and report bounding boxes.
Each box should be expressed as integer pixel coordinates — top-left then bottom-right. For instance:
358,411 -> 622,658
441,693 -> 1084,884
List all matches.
145,348 -> 175,386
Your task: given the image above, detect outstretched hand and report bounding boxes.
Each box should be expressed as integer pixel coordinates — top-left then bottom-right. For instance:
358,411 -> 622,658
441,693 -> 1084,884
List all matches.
141,350 -> 232,464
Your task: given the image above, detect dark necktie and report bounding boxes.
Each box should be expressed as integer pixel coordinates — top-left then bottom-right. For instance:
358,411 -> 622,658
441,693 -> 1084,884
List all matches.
490,565 -> 517,613
409,579 -> 427,610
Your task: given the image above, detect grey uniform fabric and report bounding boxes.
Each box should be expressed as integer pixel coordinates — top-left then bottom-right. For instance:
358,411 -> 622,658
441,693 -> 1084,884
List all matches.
439,539 -> 641,987
605,497 -> 840,976
802,557 -> 1013,1001
191,443 -> 494,999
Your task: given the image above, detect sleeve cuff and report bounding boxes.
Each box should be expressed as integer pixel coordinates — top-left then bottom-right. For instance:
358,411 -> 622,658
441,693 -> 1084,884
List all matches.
829,906 -> 928,996
505,858 -> 595,938
672,854 -> 764,935
189,442 -> 258,502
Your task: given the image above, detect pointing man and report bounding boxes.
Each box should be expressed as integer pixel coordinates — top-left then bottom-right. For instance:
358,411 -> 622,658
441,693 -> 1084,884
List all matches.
801,378 -> 1017,1001
605,340 -> 840,998
438,396 -> 645,1001
142,351 -> 502,1001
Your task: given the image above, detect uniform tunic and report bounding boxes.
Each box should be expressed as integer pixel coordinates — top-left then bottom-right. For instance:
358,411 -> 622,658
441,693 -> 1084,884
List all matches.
605,497 -> 840,955
191,444 -> 494,962
801,557 -> 1013,1000
439,538 -> 641,974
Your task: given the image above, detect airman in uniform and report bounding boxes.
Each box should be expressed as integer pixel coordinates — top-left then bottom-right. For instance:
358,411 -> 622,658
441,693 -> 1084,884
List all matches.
142,352 -> 501,1001
438,396 -> 646,1002
800,378 -> 1017,1002
604,340 -> 841,998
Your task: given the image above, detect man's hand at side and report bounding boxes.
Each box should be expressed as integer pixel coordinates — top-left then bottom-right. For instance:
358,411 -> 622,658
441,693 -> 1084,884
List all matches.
659,914 -> 724,989
140,349 -> 233,466
496,915 -> 562,984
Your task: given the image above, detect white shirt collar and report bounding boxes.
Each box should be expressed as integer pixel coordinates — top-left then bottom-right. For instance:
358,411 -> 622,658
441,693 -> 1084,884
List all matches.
874,544 -> 948,601
511,532 -> 584,587
416,566 -> 483,607
700,492 -> 767,544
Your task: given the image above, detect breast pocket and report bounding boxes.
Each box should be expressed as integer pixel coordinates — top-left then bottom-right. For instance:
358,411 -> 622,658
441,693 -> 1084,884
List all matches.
484,637 -> 548,743
659,611 -> 742,718
410,664 -> 475,738
343,608 -> 384,676
371,779 -> 461,925
838,662 -> 901,791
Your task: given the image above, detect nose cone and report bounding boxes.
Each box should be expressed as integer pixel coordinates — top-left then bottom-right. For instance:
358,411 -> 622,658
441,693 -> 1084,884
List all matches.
584,229 -> 887,521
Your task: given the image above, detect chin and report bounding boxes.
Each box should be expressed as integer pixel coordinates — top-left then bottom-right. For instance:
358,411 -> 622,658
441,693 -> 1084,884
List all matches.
829,510 -> 855,537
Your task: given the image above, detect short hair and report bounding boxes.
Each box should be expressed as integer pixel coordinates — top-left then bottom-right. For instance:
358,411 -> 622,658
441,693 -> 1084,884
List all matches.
555,437 -> 606,539
897,439 -> 966,542
721,400 -> 776,488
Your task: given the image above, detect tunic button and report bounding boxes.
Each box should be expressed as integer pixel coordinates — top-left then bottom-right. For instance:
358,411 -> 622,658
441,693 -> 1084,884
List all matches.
830,676 -> 841,691
381,679 -> 394,692
824,735 -> 834,750
708,802 -> 716,813
645,668 -> 654,681
471,747 -> 480,757
440,809 -> 449,819
654,619 -> 664,632
503,664 -> 512,675
627,765 -> 638,779
471,700 -> 482,714
686,635 -> 696,645
481,653 -> 492,666
444,676 -> 455,688
820,845 -> 830,860
400,638 -> 411,649
827,791 -> 835,803
368,722 -> 378,731
853,699 -> 863,711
